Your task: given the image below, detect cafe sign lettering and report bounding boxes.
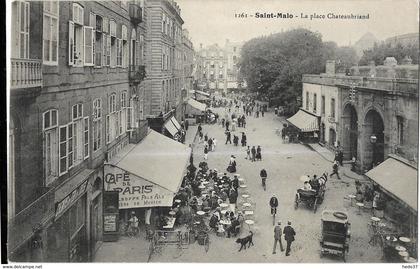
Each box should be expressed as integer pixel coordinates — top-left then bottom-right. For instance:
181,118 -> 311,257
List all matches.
55,180 -> 88,219
104,165 -> 174,209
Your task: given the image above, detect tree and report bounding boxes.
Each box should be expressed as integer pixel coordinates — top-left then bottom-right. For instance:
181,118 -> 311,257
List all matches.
359,42 -> 419,65
239,29 -> 327,114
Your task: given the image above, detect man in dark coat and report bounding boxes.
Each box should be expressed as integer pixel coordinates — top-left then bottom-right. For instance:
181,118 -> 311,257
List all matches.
241,132 -> 247,147
233,135 -> 239,146
273,221 -> 284,254
231,175 -> 239,191
283,221 -> 296,256
269,194 -> 278,215
198,123 -> 202,133
251,146 -> 256,162
256,146 -> 262,161
225,131 -> 232,144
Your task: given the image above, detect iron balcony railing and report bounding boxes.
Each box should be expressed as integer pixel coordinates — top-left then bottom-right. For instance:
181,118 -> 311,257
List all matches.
129,3 -> 143,25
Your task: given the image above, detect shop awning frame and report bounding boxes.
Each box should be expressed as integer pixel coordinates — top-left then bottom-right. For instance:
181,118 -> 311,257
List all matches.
286,109 -> 319,132
164,116 -> 181,137
186,98 -> 207,115
365,155 -> 418,212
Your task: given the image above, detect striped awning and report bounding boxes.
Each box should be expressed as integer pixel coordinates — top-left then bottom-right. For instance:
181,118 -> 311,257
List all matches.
287,109 -> 319,132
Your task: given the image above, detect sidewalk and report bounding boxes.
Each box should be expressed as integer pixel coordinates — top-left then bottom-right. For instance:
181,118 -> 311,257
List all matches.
306,143 -> 366,181
184,125 -> 198,147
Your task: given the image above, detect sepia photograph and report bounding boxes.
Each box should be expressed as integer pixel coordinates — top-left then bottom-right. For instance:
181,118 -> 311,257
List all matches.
4,0 -> 419,265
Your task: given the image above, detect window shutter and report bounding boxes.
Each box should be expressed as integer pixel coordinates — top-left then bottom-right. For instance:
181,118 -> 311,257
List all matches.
102,33 -> 106,66
69,21 -> 74,66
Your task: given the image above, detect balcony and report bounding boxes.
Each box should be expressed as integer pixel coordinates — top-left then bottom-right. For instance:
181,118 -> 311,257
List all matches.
129,3 -> 143,25
129,65 -> 146,85
10,58 -> 42,90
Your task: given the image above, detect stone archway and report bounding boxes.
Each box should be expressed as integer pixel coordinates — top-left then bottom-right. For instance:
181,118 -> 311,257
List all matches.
363,109 -> 385,169
342,104 -> 358,160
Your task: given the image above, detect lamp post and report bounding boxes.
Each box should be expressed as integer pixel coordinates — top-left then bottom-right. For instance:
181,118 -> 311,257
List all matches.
370,134 -> 377,168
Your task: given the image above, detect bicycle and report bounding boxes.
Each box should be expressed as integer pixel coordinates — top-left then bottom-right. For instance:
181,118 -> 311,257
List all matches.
271,206 -> 277,226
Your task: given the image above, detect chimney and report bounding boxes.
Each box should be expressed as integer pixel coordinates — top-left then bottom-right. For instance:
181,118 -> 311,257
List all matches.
325,60 -> 335,75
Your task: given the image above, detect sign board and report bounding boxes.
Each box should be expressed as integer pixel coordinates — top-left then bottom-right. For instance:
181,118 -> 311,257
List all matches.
103,213 -> 118,232
55,180 -> 88,219
104,165 -> 174,209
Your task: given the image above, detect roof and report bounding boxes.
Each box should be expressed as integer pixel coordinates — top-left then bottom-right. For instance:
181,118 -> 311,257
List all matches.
164,116 -> 181,136
110,129 -> 191,193
187,98 -> 207,113
321,210 -> 349,223
287,109 -> 319,132
365,156 -> 418,211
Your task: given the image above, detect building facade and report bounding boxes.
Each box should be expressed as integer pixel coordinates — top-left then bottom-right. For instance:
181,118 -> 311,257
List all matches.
9,0 -> 147,262
182,29 -> 194,102
302,58 -> 418,172
143,0 -> 184,119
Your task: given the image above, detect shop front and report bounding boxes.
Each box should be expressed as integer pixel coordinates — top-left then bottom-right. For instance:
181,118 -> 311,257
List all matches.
365,155 -> 417,260
46,169 -> 94,262
286,109 -> 320,143
104,129 -> 191,234
185,98 -> 207,125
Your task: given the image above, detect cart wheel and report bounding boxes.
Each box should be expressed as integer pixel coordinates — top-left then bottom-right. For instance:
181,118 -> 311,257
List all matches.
294,195 -> 299,210
204,235 -> 210,253
313,198 -> 318,213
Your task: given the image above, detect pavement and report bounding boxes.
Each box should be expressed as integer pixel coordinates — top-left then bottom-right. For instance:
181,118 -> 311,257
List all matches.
94,107 -> 383,263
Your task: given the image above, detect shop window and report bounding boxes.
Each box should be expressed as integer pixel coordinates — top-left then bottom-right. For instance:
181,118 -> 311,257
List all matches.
43,109 -> 58,185
43,1 -> 59,65
93,98 -> 102,152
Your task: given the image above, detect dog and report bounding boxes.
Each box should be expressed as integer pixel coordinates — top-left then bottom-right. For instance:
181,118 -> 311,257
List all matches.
235,231 -> 254,251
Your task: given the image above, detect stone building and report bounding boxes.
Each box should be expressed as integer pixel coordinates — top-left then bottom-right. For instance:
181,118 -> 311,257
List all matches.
302,58 -> 418,171
182,29 -> 194,100
9,0 -> 147,262
143,0 -> 184,118
197,40 -> 244,94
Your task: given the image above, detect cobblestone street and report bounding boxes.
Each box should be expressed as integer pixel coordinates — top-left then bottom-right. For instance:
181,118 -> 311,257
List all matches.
94,108 -> 383,263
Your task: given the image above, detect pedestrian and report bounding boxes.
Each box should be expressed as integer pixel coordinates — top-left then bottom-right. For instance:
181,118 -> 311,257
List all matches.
241,132 -> 247,147
185,119 -> 189,130
208,137 -> 213,151
212,138 -> 217,151
351,156 -> 356,171
198,123 -> 202,133
338,150 -> 344,166
256,145 -> 262,161
226,120 -> 230,131
225,130 -> 232,144
283,221 -> 296,256
227,155 -> 237,173
204,133 -> 208,142
246,146 -> 251,160
233,135 -> 239,146
261,109 -> 265,117
251,146 -> 256,162
228,187 -> 238,213
243,117 -> 246,128
222,118 -> 225,128
204,145 -> 208,160
330,160 -> 341,179
272,221 -> 284,254
199,130 -> 203,143
256,110 -> 259,118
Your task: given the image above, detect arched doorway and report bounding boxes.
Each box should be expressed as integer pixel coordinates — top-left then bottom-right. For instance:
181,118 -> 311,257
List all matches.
364,109 -> 385,169
342,104 -> 358,160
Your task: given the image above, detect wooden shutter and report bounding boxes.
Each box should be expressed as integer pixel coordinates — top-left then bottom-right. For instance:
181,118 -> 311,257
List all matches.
68,21 -> 74,66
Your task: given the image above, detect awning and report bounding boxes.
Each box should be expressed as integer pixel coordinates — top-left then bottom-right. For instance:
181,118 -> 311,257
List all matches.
186,98 -> 206,115
195,90 -> 210,97
104,129 -> 191,208
164,116 -> 180,136
286,109 -> 319,132
365,156 -> 417,212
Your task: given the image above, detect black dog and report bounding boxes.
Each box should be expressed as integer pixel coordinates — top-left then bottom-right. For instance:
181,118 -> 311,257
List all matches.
236,231 -> 254,251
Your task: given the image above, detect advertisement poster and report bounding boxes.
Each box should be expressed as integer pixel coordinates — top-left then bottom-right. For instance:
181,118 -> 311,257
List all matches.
103,213 -> 117,232
104,165 -> 174,209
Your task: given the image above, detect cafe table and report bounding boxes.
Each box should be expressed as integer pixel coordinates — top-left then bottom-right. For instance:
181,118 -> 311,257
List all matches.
399,237 -> 411,243
196,211 -> 205,216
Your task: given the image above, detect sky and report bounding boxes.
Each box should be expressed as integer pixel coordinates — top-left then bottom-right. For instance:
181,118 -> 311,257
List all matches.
177,0 -> 419,48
